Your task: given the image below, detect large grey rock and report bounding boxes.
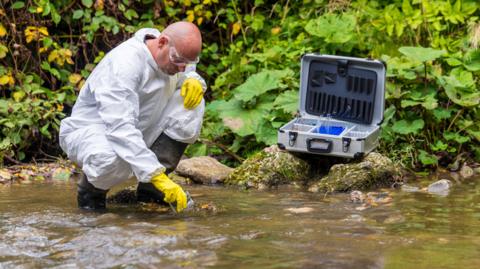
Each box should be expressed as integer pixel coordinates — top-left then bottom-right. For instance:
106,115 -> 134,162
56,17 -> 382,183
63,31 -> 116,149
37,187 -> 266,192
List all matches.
175,156 -> 233,184
427,179 -> 452,196
225,145 -> 310,189
308,152 -> 401,193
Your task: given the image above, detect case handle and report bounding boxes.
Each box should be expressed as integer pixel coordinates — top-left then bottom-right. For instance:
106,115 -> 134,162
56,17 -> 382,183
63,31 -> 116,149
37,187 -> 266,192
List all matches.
337,59 -> 349,77
289,131 -> 298,146
307,138 -> 332,153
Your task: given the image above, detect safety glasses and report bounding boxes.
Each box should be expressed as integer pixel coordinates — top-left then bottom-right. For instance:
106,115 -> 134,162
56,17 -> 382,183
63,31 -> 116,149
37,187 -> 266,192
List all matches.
167,39 -> 200,67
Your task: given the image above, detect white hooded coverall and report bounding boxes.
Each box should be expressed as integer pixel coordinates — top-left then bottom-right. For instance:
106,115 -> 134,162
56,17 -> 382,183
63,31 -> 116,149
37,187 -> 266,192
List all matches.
59,28 -> 205,190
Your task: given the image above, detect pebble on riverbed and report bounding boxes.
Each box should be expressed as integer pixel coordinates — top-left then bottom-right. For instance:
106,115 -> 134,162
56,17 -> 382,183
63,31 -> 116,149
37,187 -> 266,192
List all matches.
349,190 -> 393,210
107,187 -> 223,214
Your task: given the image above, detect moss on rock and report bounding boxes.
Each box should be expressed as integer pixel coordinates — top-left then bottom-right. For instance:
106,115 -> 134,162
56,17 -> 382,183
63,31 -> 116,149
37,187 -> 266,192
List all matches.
225,145 -> 310,189
308,152 -> 402,193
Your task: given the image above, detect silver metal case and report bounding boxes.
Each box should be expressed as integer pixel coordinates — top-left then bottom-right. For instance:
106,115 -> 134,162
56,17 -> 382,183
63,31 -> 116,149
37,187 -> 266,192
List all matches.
277,54 -> 386,158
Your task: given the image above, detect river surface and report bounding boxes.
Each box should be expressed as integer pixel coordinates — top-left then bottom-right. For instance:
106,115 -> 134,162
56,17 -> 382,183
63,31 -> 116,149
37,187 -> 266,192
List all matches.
0,177 -> 479,268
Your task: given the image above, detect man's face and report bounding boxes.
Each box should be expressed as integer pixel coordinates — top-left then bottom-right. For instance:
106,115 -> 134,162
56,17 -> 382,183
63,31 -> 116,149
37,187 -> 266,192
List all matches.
155,36 -> 199,75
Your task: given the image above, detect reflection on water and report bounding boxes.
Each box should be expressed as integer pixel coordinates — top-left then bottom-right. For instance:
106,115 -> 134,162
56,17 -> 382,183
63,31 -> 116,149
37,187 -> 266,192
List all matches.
0,178 -> 480,268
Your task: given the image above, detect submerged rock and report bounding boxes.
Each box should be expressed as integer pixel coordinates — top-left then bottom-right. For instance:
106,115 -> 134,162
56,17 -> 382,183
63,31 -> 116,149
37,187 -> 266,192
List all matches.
401,184 -> 420,193
459,165 -> 474,179
427,179 -> 452,196
175,156 -> 233,184
308,152 -> 401,193
349,190 -> 365,204
225,145 -> 310,188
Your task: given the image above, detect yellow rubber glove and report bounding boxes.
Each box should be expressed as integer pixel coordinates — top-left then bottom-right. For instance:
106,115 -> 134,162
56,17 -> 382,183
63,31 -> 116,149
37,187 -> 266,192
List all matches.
151,173 -> 187,212
180,78 -> 204,109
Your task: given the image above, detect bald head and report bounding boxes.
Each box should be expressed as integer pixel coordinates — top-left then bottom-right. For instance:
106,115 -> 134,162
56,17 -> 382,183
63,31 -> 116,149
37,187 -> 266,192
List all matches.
162,21 -> 202,60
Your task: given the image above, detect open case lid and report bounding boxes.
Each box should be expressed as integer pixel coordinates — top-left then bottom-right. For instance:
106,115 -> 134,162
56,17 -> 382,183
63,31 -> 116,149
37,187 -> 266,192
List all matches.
299,54 -> 386,126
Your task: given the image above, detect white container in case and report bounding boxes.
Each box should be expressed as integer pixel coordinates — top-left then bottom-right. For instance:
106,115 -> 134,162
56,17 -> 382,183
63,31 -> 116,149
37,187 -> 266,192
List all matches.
277,54 -> 386,158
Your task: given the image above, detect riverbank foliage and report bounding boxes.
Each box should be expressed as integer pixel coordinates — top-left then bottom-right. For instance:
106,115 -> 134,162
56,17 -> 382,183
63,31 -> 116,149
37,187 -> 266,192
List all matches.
0,0 -> 479,171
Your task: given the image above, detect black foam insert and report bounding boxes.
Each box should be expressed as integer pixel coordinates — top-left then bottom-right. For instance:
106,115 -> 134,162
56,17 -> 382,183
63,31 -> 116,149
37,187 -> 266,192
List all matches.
306,60 -> 377,124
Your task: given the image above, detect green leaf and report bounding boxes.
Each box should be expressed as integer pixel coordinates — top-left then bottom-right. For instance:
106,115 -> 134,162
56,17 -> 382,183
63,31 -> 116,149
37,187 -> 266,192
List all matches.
305,13 -> 356,43
11,1 -> 25,9
431,108 -> 453,122
81,0 -> 93,8
186,143 -> 208,157
56,92 -> 66,102
463,50 -> 480,71
445,57 -> 463,66
233,69 -> 293,102
430,141 -> 448,151
215,95 -> 275,137
441,68 -> 479,107
391,119 -> 424,135
124,9 -> 139,20
466,128 -> 480,142
0,100 -> 8,113
418,150 -> 438,166
443,131 -> 470,144
381,105 -> 396,127
273,90 -> 298,114
42,37 -> 53,48
256,119 -> 277,145
40,123 -> 51,138
401,90 -> 438,110
398,46 -> 446,62
0,137 -> 11,150
73,9 -> 84,20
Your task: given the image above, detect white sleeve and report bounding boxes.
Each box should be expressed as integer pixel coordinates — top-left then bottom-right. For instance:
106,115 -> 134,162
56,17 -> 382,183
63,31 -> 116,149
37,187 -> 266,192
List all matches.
91,59 -> 164,183
176,65 -> 207,92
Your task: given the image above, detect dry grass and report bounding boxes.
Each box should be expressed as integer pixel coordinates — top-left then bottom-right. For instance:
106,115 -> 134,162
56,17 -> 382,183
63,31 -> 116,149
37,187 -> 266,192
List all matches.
470,23 -> 480,49
327,0 -> 351,12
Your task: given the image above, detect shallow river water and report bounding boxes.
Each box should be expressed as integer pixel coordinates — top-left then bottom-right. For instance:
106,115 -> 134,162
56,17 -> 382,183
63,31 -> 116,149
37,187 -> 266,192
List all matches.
1,177 -> 479,269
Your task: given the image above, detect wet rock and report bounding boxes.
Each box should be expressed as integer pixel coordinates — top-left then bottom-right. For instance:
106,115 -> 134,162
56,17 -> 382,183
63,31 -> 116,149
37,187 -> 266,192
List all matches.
0,169 -> 11,183
225,145 -> 309,188
401,184 -> 420,193
365,191 -> 393,205
308,152 -> 401,193
427,179 -> 452,196
239,231 -> 268,240
383,214 -> 405,224
352,191 -> 393,210
343,214 -> 365,222
349,190 -> 365,204
175,156 -> 233,184
473,167 -> 480,175
284,207 -> 314,214
459,165 -> 474,179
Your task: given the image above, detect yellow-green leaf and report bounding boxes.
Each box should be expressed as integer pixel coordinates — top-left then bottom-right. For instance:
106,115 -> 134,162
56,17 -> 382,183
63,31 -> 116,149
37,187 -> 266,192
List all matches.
0,44 -> 8,58
13,91 -> 26,102
68,73 -> 82,84
0,23 -> 6,37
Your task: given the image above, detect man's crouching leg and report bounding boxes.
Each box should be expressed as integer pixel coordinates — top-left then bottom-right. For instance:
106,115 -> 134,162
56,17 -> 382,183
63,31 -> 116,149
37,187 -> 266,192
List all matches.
136,133 -> 188,204
77,174 -> 108,210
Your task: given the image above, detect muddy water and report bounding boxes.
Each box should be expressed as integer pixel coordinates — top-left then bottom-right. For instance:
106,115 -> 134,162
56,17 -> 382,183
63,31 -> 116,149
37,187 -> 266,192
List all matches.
1,178 -> 480,269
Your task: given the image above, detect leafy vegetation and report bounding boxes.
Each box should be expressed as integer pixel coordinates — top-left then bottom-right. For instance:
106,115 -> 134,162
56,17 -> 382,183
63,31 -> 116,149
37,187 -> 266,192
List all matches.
0,0 -> 479,171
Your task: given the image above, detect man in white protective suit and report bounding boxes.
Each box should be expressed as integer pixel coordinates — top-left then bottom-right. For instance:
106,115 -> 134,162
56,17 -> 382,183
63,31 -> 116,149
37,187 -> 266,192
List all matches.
59,22 -> 206,212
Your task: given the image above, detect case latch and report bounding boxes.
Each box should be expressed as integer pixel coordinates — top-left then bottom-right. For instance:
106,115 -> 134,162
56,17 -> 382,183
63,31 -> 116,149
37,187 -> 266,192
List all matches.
289,131 -> 298,146
337,60 -> 349,77
342,137 -> 351,152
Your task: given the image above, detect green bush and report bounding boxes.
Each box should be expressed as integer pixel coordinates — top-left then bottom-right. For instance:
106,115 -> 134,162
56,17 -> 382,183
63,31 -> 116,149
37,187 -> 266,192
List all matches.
1,0 -> 479,170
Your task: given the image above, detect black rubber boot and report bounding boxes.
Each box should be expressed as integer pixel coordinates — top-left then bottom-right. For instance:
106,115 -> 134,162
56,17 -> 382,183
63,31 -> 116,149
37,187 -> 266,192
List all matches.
136,133 -> 188,204
77,174 -> 108,210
